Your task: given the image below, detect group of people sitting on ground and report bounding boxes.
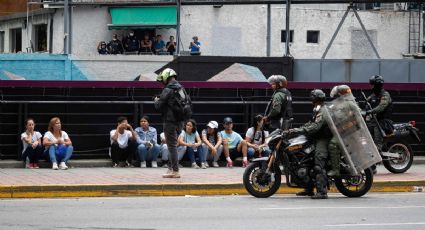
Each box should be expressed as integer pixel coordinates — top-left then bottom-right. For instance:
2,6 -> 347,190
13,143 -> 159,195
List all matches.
97,32 -> 178,55
21,117 -> 73,170
97,32 -> 201,55
109,115 -> 270,169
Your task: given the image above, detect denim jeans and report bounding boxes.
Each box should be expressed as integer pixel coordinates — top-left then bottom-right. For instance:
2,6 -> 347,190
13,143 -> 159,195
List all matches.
178,145 -> 205,164
201,144 -> 223,162
161,144 -> 185,161
22,145 -> 44,163
46,145 -> 73,163
137,143 -> 160,162
248,147 -> 271,158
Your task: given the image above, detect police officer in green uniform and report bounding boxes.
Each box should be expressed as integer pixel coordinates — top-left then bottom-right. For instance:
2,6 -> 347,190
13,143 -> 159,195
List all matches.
327,85 -> 355,177
263,75 -> 293,131
366,75 -> 393,152
289,89 -> 330,199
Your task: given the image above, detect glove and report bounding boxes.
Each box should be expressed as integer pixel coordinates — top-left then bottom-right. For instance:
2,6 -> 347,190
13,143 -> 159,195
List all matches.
289,128 -> 304,135
361,111 -> 367,117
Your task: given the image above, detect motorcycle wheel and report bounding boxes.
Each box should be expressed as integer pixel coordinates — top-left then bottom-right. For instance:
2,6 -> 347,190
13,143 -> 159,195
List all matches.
383,141 -> 414,174
335,168 -> 373,198
243,161 -> 281,198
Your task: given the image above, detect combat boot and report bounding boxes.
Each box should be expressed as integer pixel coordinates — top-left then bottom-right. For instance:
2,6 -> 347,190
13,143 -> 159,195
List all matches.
311,173 -> 328,199
327,152 -> 340,177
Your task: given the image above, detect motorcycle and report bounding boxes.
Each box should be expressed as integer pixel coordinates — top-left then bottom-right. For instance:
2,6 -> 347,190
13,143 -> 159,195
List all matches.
243,129 -> 374,198
360,92 -> 421,174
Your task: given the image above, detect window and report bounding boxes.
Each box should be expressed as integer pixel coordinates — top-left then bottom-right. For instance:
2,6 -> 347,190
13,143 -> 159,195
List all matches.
10,28 -> 22,53
307,30 -> 320,44
0,31 -> 4,53
281,30 -> 294,43
33,24 -> 48,52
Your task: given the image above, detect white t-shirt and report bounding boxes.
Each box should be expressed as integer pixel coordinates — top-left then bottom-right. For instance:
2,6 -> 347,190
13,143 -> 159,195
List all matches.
21,131 -> 42,153
110,129 -> 132,149
44,131 -> 70,144
245,127 -> 269,145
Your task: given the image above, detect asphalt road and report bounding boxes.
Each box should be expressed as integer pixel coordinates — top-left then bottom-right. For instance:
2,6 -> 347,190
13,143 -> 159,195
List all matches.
0,193 -> 424,230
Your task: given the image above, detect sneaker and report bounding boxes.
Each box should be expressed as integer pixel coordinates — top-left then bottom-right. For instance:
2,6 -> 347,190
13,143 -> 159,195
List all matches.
59,162 -> 68,170
170,171 -> 181,178
212,162 -> 219,168
112,163 -> 118,168
192,162 -> 200,169
204,162 -> 209,168
33,163 -> 40,169
227,161 -> 233,168
52,162 -> 59,170
151,161 -> 158,168
140,161 -> 147,168
27,163 -> 34,169
178,163 -> 183,168
162,169 -> 173,178
201,162 -> 207,169
162,163 -> 169,168
242,160 -> 249,168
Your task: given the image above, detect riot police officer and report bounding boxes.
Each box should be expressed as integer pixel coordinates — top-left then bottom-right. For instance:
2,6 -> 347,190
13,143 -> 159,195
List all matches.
263,75 -> 293,131
366,75 -> 393,152
289,89 -> 330,199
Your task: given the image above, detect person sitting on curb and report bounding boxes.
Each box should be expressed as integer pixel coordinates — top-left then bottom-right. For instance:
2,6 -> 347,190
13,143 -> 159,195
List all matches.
135,116 -> 160,168
201,120 -> 223,168
245,114 -> 271,158
43,117 -> 73,170
21,118 -> 43,169
177,119 -> 206,169
220,117 -> 248,168
110,116 -> 137,167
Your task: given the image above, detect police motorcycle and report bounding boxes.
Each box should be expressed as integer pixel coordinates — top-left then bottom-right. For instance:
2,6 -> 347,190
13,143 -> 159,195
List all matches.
243,94 -> 381,198
360,92 -> 421,174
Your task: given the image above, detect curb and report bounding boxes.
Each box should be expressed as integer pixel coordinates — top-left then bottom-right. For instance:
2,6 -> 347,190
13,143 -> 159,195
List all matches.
1,180 -> 424,199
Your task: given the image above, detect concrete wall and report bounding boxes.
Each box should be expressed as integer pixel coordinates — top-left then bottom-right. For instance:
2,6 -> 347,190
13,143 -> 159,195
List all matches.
0,54 -> 171,81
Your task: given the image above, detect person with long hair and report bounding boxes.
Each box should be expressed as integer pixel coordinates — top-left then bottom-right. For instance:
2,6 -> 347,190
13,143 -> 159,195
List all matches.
201,121 -> 223,168
21,118 -> 43,169
135,116 -> 160,168
177,119 -> 205,169
245,115 -> 271,158
43,117 -> 73,170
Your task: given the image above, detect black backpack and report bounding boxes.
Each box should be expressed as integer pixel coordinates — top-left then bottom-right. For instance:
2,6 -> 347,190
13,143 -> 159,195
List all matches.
170,88 -> 192,121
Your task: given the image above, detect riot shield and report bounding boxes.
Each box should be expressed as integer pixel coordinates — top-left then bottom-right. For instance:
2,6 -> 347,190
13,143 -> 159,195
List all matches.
323,94 -> 382,175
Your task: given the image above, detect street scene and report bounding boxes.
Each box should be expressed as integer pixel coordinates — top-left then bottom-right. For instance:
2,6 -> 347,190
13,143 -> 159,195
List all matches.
1,0 -> 425,229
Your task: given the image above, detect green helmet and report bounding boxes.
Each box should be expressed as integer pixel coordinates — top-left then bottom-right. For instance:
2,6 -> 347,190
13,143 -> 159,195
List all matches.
157,68 -> 177,83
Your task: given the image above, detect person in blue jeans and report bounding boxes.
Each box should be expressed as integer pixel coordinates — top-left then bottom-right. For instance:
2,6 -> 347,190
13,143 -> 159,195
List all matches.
21,118 -> 44,169
43,117 -> 73,170
245,114 -> 271,158
135,116 -> 160,168
177,119 -> 206,169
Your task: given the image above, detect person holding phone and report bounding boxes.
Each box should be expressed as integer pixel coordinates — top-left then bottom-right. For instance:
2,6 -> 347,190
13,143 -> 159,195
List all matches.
110,116 -> 137,167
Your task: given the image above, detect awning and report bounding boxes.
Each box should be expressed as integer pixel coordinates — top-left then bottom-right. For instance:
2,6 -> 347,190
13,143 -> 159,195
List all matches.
108,7 -> 177,30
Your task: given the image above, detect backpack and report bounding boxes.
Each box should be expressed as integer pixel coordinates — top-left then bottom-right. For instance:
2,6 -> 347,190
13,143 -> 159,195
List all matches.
170,88 -> 192,121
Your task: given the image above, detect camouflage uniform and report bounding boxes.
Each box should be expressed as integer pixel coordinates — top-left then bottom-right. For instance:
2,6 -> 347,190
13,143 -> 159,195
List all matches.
292,104 -> 332,198
367,89 -> 392,151
265,88 -> 293,131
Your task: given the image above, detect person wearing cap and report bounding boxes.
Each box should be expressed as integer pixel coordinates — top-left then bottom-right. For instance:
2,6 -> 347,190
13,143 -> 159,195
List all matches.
189,36 -> 201,55
201,120 -> 223,168
220,117 -> 248,168
263,75 -> 293,131
245,114 -> 271,158
154,68 -> 186,178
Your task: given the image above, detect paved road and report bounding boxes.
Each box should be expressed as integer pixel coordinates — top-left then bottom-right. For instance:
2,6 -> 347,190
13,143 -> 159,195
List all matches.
0,193 -> 424,230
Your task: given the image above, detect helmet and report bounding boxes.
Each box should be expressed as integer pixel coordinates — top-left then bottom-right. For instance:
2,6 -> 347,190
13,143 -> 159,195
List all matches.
310,89 -> 326,102
157,68 -> 177,83
330,85 -> 351,98
369,75 -> 384,86
268,75 -> 287,87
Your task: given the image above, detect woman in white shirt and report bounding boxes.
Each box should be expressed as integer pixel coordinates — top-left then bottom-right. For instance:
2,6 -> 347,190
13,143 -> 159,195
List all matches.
43,117 -> 73,170
245,115 -> 271,158
21,118 -> 43,169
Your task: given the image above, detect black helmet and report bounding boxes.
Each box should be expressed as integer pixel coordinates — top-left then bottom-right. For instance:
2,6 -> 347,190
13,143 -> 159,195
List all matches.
369,75 -> 384,86
310,89 -> 326,102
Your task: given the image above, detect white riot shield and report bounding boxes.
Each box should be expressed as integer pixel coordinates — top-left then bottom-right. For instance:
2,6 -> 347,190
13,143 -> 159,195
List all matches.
323,94 -> 382,175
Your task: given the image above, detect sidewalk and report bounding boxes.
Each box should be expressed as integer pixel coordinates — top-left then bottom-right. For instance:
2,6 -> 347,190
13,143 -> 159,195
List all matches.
0,164 -> 424,198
